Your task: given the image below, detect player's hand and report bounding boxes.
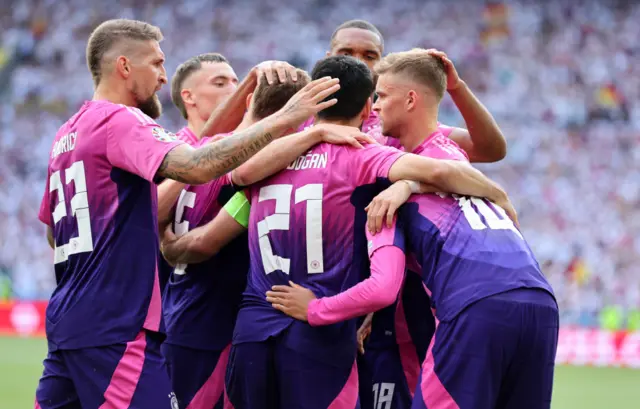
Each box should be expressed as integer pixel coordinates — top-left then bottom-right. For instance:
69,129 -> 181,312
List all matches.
160,224 -> 179,266
252,60 -> 299,85
357,313 -> 374,354
495,197 -> 520,229
425,49 -> 462,91
266,281 -> 317,322
365,180 -> 413,234
278,77 -> 340,127
316,123 -> 377,149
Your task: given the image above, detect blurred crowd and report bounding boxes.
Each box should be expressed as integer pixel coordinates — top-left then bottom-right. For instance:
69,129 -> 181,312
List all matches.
0,0 -> 638,328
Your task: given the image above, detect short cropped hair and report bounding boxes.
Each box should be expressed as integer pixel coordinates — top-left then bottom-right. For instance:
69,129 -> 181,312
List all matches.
330,20 -> 384,50
171,53 -> 229,119
311,56 -> 373,121
251,69 -> 311,120
86,19 -> 163,87
375,49 -> 448,101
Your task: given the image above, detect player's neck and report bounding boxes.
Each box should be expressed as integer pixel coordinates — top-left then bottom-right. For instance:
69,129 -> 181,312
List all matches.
93,82 -> 136,107
400,115 -> 439,153
187,116 -> 206,139
315,117 -> 362,128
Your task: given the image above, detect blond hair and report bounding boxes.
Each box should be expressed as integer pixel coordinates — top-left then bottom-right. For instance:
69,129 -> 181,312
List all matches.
86,19 -> 163,86
375,48 -> 447,100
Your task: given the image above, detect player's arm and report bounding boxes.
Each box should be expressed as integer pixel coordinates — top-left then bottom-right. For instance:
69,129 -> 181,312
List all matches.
357,312 -> 374,354
387,155 -> 514,218
157,180 -> 186,229
46,226 -> 54,249
427,50 -> 506,162
267,223 -> 406,324
161,191 -> 249,265
199,70 -> 258,138
448,83 -> 506,163
367,156 -> 517,232
231,124 -> 375,187
200,61 -> 301,138
156,77 -> 340,185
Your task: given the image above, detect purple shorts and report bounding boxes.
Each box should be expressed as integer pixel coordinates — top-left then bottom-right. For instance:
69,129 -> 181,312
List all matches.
35,330 -> 175,409
161,343 -> 231,409
412,289 -> 558,409
226,328 -> 360,409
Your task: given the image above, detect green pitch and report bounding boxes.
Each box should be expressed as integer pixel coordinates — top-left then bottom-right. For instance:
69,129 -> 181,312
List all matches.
0,335 -> 639,409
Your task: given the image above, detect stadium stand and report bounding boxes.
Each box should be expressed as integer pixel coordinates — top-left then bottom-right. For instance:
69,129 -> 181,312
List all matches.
0,0 -> 638,330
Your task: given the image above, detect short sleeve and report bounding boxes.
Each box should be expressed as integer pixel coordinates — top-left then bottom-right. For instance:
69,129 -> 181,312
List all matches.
350,144 -> 406,187
437,123 -> 454,138
366,218 -> 405,258
38,174 -> 52,227
224,191 -> 251,228
106,106 -> 185,183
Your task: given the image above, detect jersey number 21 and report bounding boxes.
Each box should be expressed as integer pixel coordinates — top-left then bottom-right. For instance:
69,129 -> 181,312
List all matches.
256,184 -> 324,275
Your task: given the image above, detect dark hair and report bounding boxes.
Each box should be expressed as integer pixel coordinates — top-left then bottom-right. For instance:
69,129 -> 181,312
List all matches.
251,69 -> 310,120
311,56 -> 373,121
330,19 -> 384,50
87,19 -> 163,87
171,53 -> 229,119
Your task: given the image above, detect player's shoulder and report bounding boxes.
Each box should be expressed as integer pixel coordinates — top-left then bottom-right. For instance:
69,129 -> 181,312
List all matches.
101,102 -> 158,128
324,142 -> 402,164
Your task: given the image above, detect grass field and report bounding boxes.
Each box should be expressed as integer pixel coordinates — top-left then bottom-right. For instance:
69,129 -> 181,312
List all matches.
1,336 -> 639,409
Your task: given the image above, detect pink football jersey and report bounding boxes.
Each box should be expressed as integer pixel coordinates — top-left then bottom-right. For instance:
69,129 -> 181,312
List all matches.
38,100 -> 184,350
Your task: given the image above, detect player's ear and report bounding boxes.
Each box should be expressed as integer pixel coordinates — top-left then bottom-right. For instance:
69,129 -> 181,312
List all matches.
115,56 -> 130,79
245,93 -> 253,111
181,89 -> 194,106
406,90 -> 418,112
360,97 -> 372,122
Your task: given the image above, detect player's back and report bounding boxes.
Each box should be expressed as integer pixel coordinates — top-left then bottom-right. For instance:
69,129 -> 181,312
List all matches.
399,192 -> 554,322
39,100 -> 182,351
367,130 -> 466,353
163,135 -> 249,350
233,141 -> 404,357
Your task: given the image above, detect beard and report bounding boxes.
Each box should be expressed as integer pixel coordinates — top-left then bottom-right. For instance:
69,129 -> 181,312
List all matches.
137,93 -> 162,119
132,80 -> 163,119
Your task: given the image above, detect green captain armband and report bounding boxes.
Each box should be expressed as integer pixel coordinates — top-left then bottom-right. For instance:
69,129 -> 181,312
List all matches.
224,191 -> 250,228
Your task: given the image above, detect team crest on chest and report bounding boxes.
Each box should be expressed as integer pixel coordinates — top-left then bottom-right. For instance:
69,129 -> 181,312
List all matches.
152,127 -> 178,143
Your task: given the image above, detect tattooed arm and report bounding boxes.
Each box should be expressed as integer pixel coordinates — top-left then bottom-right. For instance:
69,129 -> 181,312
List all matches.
157,122 -> 277,184
157,76 -> 341,185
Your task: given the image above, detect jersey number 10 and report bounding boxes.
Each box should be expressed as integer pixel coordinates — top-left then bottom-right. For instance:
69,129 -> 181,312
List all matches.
49,161 -> 94,264
454,195 -> 522,239
257,184 -> 324,275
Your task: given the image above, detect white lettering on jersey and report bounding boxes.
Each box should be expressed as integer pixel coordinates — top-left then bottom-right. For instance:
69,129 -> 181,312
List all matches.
286,152 -> 328,171
372,383 -> 395,409
51,132 -> 78,159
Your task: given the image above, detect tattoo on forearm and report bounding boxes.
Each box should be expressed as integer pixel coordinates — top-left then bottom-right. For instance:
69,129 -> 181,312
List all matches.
157,125 -> 275,184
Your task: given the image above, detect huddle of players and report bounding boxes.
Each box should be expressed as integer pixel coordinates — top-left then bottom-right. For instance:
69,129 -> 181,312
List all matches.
35,17 -> 558,409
